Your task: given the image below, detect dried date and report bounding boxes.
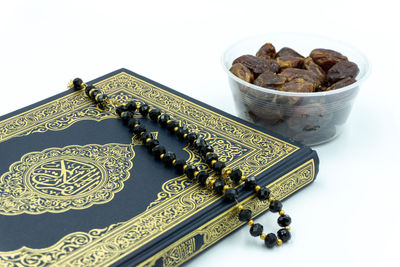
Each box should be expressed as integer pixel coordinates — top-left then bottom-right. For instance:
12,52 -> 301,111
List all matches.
310,48 -> 348,71
256,43 -> 276,59
327,61 -> 359,84
254,71 -> 286,89
233,55 -> 280,76
326,77 -> 356,91
287,103 -> 331,132
230,63 -> 254,83
276,47 -> 304,58
303,57 -> 326,83
280,78 -> 315,93
280,68 -> 320,88
276,56 -> 304,69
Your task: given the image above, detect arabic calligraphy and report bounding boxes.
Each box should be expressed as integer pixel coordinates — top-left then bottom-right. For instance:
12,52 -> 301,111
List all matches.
27,158 -> 104,197
0,143 -> 135,215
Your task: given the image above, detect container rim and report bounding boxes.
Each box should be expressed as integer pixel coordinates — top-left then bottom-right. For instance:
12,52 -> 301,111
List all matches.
221,33 -> 371,97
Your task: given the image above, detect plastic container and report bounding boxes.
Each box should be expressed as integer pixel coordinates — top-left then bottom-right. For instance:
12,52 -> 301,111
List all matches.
222,33 -> 370,146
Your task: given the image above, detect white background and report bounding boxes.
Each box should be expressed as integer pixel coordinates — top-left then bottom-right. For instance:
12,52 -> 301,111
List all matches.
1,1 -> 399,266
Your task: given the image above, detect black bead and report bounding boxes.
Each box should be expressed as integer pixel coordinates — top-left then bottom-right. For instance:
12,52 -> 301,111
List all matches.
121,111 -> 134,124
146,139 -> 160,152
159,114 -> 170,127
173,159 -> 186,174
257,187 -> 271,201
238,209 -> 252,222
85,85 -> 95,96
149,108 -> 161,121
250,223 -> 263,237
176,126 -> 189,139
277,229 -> 291,242
264,233 -> 277,248
163,151 -> 176,166
200,145 -> 213,157
139,104 -> 150,116
116,105 -> 128,116
90,89 -> 101,100
213,178 -> 225,195
139,132 -> 152,143
128,118 -> 140,131
277,215 -> 292,227
152,145 -> 166,159
194,138 -> 207,152
133,124 -> 146,135
269,200 -> 283,212
186,132 -> 197,144
167,120 -> 180,133
244,176 -> 257,190
213,161 -> 226,174
230,169 -> 242,184
205,152 -> 218,165
197,171 -> 209,186
126,101 -> 137,112
95,94 -> 107,103
185,165 -> 198,179
224,188 -> 237,202
73,78 -> 83,90
97,101 -> 107,110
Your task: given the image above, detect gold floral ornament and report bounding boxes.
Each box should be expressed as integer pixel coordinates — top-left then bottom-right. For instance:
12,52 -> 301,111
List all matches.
0,143 -> 135,215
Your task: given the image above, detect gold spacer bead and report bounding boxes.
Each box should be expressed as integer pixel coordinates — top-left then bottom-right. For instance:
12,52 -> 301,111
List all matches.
260,234 -> 266,240
285,226 -> 291,230
193,171 -> 199,178
237,205 -> 244,211
67,80 -> 74,89
240,175 -> 247,181
111,100 -> 121,106
222,167 -> 232,178
268,196 -> 275,203
255,185 -> 261,192
166,120 -> 171,124
160,154 -> 165,159
136,104 -> 141,109
279,210 -> 285,215
223,185 -> 230,192
145,138 -> 152,143
81,82 -> 87,88
206,152 -> 211,156
157,114 -> 162,120
183,133 -> 188,139
148,108 -> 153,113
276,239 -> 283,246
206,177 -> 216,189
173,126 -> 179,132
183,165 -> 188,171
247,220 -> 254,226
172,159 -> 176,165
210,160 -> 217,167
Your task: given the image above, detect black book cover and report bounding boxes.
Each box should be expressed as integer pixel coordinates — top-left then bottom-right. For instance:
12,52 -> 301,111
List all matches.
0,69 -> 319,266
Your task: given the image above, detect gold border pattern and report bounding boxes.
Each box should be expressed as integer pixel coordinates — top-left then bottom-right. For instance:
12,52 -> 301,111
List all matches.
138,159 -> 315,267
0,72 -> 302,266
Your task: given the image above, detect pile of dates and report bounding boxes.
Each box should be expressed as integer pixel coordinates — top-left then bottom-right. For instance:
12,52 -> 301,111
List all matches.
229,43 -> 360,145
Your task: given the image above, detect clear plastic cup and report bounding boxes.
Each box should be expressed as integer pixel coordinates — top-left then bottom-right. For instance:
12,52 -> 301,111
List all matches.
222,33 -> 370,146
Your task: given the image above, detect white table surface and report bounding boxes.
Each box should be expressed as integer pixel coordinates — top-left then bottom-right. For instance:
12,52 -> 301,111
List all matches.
1,1 -> 399,266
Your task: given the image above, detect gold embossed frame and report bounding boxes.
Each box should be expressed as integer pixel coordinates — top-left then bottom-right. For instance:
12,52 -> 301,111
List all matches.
0,143 -> 135,215
0,70 -> 306,266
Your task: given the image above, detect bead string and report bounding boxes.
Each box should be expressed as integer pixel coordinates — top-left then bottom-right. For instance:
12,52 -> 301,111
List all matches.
69,78 -> 292,248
